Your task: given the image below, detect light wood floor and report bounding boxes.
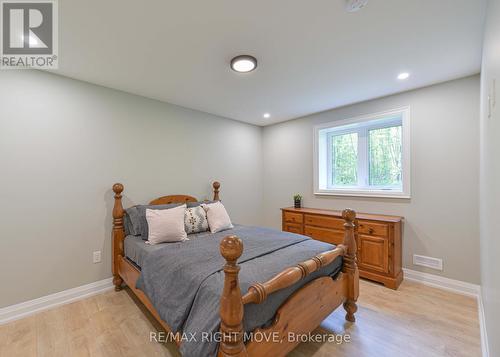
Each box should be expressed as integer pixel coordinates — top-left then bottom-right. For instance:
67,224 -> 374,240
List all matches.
0,280 -> 481,357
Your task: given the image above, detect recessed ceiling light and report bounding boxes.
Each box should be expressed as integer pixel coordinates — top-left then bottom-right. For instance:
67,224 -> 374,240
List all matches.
263,113 -> 271,118
398,72 -> 410,80
231,55 -> 257,73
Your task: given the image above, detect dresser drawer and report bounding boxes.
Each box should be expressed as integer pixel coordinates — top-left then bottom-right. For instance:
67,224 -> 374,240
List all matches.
304,214 -> 344,230
283,211 -> 303,224
358,220 -> 389,237
304,226 -> 344,245
284,223 -> 303,234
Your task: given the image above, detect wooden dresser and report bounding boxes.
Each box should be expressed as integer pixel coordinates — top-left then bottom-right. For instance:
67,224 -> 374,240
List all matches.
281,207 -> 403,289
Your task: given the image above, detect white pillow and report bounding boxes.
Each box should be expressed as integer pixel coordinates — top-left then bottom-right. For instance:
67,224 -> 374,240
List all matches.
146,204 -> 188,244
202,201 -> 234,233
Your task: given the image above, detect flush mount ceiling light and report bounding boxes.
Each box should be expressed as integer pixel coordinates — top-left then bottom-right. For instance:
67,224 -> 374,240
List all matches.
263,113 -> 271,118
398,72 -> 410,80
345,0 -> 368,12
231,55 -> 257,73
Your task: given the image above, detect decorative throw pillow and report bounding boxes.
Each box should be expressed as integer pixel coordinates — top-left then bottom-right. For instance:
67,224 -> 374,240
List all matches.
184,206 -> 209,234
201,201 -> 234,233
145,204 -> 188,245
186,200 -> 217,208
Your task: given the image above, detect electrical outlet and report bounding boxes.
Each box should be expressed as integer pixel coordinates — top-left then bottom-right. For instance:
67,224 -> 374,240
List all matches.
93,251 -> 102,264
413,254 -> 443,271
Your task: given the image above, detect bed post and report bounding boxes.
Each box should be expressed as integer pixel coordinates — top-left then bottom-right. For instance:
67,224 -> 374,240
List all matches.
219,236 -> 247,357
342,209 -> 359,322
213,181 -> 220,201
112,183 -> 125,291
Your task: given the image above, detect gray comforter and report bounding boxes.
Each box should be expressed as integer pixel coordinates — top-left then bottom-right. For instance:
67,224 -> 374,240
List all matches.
136,225 -> 342,357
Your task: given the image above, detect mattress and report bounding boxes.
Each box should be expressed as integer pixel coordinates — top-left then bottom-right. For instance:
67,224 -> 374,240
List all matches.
124,235 -> 156,268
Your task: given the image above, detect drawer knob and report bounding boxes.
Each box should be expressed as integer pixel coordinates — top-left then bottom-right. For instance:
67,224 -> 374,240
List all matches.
369,228 -> 374,234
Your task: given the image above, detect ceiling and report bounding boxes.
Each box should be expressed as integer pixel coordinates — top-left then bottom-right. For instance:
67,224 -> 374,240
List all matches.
53,0 -> 487,126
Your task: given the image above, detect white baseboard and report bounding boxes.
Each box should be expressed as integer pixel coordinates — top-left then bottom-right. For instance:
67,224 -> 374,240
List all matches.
478,288 -> 490,357
403,268 -> 480,297
0,278 -> 114,325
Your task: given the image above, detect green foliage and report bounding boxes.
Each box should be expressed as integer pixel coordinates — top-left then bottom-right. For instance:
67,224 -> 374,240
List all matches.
331,125 -> 402,188
332,133 -> 358,186
369,126 -> 402,187
293,194 -> 302,201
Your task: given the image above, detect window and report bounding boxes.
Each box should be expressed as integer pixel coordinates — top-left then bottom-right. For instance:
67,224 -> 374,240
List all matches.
314,107 -> 410,198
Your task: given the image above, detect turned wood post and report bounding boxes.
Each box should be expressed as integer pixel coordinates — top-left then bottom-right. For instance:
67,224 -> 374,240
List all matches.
342,208 -> 359,322
213,181 -> 221,201
219,236 -> 247,357
112,183 -> 125,291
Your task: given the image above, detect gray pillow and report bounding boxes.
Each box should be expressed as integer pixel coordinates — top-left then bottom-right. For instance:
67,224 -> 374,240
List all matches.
124,206 -> 141,236
136,203 -> 183,240
124,213 -> 133,236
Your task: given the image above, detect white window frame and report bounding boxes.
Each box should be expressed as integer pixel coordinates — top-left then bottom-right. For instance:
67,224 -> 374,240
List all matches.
313,106 -> 411,198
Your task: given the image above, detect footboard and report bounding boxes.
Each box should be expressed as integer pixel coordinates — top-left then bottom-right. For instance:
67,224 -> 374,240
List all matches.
217,209 -> 359,357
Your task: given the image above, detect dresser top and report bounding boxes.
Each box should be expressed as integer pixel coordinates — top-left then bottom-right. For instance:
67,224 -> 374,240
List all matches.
281,207 -> 403,223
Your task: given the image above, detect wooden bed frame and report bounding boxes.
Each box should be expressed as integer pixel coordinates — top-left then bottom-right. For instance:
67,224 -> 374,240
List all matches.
112,181 -> 359,357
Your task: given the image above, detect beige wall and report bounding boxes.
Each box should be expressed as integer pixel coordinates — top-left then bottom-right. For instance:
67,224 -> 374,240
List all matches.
0,70 -> 263,308
262,75 -> 480,284
480,0 -> 500,354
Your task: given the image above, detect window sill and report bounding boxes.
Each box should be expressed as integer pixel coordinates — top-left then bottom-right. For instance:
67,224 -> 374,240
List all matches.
314,189 -> 411,199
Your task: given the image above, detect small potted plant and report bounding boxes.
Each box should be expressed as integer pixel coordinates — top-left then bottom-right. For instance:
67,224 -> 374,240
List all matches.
293,194 -> 302,208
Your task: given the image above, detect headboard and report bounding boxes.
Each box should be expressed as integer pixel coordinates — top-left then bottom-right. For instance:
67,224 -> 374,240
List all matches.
111,181 -> 221,287
148,181 -> 220,205
149,195 -> 197,205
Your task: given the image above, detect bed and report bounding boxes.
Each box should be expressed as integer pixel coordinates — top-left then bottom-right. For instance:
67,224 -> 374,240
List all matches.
111,182 -> 359,357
